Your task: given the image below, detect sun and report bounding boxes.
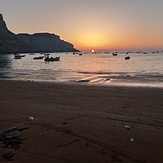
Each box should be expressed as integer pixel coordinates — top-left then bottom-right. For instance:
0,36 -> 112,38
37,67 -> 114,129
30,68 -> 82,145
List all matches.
92,50 -> 94,53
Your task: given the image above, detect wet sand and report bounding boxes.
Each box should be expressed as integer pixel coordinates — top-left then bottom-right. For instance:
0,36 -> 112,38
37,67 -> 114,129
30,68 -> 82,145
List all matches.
0,80 -> 163,163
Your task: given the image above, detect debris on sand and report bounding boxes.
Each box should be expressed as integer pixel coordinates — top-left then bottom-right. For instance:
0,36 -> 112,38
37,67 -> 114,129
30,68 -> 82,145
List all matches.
2,149 -> 15,159
28,116 -> 34,120
124,125 -> 131,130
0,125 -> 31,161
77,79 -> 90,83
130,138 -> 134,142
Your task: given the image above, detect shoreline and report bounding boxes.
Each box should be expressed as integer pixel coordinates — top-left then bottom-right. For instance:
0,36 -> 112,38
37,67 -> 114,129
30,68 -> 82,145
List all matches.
0,80 -> 163,162
1,77 -> 163,89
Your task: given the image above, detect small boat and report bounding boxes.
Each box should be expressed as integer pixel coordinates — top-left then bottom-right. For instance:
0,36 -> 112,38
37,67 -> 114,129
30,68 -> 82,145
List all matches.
29,53 -> 35,55
14,53 -> 25,57
14,55 -> 22,59
44,53 -> 60,62
44,56 -> 60,62
33,56 -> 44,60
125,56 -> 130,60
112,53 -> 118,56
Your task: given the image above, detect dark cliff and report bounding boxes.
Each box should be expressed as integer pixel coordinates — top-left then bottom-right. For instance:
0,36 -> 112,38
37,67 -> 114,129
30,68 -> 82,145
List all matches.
17,33 -> 76,52
0,14 -> 78,54
0,14 -> 33,53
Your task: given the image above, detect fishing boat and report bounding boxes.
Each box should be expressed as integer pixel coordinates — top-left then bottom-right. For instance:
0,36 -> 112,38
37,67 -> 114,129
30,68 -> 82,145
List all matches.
112,53 -> 118,56
14,53 -> 25,57
33,56 -> 44,60
44,56 -> 60,61
125,56 -> 130,60
44,53 -> 60,62
14,55 -> 22,59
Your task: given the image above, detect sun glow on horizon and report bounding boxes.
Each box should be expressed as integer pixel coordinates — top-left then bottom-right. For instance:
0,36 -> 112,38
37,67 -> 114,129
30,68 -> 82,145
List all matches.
72,30 -> 163,51
71,29 -> 113,51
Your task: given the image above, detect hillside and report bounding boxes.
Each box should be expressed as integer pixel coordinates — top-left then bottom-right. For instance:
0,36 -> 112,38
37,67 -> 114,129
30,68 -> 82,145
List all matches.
0,14 -> 78,54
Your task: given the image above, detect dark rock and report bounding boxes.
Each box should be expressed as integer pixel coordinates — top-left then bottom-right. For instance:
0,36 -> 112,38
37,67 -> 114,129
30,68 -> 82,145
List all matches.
2,149 -> 15,159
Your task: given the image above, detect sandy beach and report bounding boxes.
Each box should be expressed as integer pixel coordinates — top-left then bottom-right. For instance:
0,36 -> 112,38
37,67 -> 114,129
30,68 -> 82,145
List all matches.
0,80 -> 163,163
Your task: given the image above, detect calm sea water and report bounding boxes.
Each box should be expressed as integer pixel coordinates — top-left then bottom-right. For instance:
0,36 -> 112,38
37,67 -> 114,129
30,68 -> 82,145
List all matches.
0,51 -> 163,87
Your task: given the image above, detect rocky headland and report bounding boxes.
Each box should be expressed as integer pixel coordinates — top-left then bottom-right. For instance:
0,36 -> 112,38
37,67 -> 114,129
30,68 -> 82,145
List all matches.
0,14 -> 78,54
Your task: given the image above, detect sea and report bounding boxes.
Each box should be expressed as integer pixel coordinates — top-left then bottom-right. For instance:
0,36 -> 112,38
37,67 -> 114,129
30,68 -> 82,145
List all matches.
0,51 -> 163,88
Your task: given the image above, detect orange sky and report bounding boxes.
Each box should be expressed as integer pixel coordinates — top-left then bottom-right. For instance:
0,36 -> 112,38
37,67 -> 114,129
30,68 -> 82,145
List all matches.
1,0 -> 163,51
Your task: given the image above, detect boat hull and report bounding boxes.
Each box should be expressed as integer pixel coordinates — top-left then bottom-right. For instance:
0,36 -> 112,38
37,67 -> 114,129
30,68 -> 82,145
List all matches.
44,57 -> 60,62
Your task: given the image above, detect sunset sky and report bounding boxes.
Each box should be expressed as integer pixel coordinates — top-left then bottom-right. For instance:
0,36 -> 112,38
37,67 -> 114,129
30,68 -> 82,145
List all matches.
0,0 -> 163,51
